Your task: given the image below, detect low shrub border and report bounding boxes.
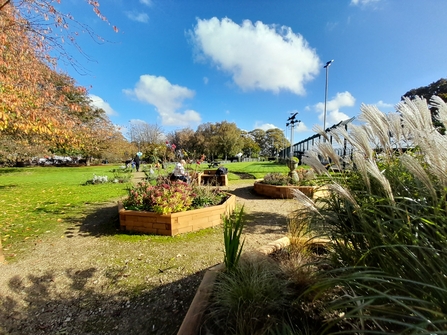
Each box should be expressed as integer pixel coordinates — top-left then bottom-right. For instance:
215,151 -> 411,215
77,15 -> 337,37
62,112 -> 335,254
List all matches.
118,193 -> 236,236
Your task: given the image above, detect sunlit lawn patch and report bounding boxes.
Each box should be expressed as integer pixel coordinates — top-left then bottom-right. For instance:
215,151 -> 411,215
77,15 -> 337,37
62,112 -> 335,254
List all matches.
0,166 -> 130,260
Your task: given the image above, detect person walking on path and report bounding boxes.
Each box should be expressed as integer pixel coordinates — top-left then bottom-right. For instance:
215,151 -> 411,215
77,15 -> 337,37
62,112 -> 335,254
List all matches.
134,154 -> 140,172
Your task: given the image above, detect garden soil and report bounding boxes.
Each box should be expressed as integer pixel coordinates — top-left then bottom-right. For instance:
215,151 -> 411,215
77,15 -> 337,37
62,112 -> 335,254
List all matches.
0,173 -> 300,335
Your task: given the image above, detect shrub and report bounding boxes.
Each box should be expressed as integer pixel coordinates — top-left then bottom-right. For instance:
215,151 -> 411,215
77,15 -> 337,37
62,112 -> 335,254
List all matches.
262,172 -> 289,185
191,185 -> 227,209
261,170 -> 318,186
122,180 -> 227,214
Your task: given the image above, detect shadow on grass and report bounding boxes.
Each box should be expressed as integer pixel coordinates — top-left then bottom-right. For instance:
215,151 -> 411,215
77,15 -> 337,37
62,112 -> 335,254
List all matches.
0,184 -> 18,189
64,201 -> 121,238
0,168 -> 21,174
230,172 -> 256,180
1,265 -> 206,335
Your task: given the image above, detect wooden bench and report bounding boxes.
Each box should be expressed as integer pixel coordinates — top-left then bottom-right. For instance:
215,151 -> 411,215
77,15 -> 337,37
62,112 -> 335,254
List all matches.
200,169 -> 228,186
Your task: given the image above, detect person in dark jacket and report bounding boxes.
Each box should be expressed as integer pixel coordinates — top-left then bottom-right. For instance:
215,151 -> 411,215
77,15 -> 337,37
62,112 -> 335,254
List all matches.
134,154 -> 140,172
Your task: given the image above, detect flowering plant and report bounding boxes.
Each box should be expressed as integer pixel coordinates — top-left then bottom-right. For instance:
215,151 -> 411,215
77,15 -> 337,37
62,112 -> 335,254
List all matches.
122,179 -> 227,214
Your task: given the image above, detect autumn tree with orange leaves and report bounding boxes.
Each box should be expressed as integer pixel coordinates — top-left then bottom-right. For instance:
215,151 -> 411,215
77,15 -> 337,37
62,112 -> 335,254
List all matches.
0,0 -> 121,163
0,0 -> 119,260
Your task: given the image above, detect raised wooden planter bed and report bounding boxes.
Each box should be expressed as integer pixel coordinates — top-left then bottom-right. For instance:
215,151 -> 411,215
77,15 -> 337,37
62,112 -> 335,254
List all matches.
200,169 -> 228,186
118,194 -> 236,236
253,180 -> 315,199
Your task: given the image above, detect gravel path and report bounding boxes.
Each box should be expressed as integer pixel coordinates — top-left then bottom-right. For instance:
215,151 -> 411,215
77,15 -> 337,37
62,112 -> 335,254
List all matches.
0,179 -> 300,335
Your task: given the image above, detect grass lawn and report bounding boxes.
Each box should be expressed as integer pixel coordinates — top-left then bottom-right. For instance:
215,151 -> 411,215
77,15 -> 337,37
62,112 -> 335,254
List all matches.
185,160 -> 293,180
0,161 -> 291,261
0,165 -> 130,260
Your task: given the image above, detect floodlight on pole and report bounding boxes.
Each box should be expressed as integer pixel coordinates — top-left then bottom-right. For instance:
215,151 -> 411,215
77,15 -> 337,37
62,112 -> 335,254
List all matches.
286,112 -> 298,158
323,59 -> 334,137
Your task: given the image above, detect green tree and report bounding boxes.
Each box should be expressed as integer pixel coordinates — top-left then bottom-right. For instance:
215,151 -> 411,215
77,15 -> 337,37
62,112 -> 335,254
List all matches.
265,128 -> 287,158
167,127 -> 197,158
240,131 -> 260,158
195,122 -> 219,161
402,78 -> 447,102
249,129 -> 270,156
214,121 -> 242,160
402,78 -> 447,133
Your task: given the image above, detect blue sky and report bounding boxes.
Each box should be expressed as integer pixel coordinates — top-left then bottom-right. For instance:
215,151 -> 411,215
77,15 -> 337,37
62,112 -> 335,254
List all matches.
55,0 -> 447,142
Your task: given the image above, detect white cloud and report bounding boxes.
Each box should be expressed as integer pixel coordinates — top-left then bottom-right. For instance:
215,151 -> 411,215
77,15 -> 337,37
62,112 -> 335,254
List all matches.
123,75 -> 202,127
89,94 -> 118,116
294,121 -> 309,133
351,0 -> 379,5
129,119 -> 146,125
313,91 -> 355,126
376,100 -> 394,109
126,11 -> 149,23
253,122 -> 277,131
203,77 -> 209,85
350,0 -> 381,7
190,17 -> 320,95
140,0 -> 152,6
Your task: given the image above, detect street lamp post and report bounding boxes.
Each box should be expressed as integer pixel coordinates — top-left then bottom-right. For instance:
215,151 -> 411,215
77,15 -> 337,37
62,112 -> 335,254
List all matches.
286,112 -> 300,159
323,60 -> 334,137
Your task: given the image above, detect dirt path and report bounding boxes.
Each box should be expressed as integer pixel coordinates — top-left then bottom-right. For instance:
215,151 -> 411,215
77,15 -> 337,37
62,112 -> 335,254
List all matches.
0,178 -> 300,335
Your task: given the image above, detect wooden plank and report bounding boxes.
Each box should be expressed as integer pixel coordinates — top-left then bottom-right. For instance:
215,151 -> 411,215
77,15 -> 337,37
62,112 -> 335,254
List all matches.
176,219 -> 193,229
178,225 -> 194,234
190,217 -> 210,227
176,268 -> 221,335
156,229 -> 173,236
194,222 -> 215,230
134,216 -> 157,223
153,223 -> 169,230
134,227 -> 158,234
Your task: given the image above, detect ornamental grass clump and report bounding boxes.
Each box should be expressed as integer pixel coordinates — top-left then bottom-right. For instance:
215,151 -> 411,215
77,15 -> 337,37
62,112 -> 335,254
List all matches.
293,95 -> 447,333
122,180 -> 227,215
208,256 -> 291,335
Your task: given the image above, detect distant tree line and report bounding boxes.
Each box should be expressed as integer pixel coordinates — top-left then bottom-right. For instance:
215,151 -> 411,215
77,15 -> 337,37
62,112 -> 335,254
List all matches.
127,120 -> 290,164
